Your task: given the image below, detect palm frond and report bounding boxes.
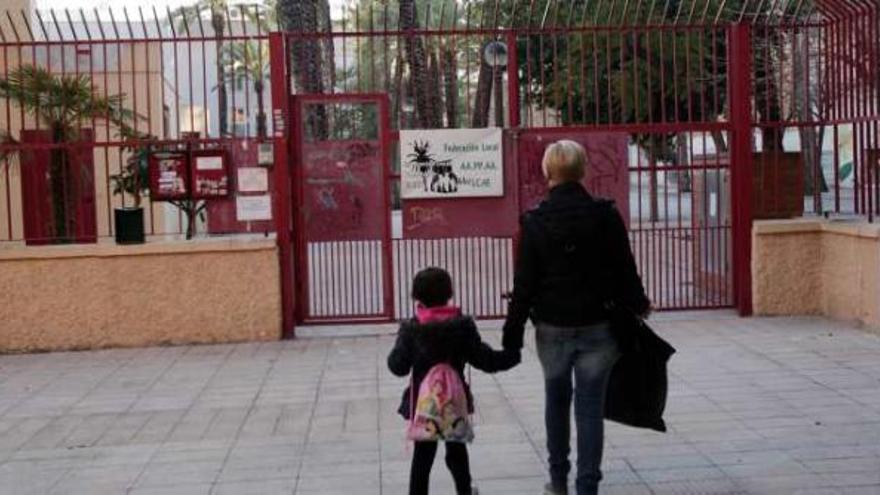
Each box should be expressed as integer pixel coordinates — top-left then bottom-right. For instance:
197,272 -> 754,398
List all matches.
170,0 -> 230,34
0,64 -> 144,141
219,40 -> 271,87
243,2 -> 276,32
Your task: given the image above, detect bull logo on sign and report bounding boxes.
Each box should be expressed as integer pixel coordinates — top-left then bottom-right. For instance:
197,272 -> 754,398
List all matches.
407,140 -> 459,194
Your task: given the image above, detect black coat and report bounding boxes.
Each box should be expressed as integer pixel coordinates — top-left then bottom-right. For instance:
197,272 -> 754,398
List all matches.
604,307 -> 676,432
502,182 -> 651,350
388,316 -> 520,419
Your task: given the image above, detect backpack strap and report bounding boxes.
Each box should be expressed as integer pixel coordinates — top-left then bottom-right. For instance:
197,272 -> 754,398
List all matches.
467,364 -> 473,421
409,372 -> 415,430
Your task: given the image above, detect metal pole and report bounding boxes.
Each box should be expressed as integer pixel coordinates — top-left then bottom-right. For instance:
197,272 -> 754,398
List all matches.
506,31 -> 520,128
269,32 -> 295,338
728,23 -> 754,316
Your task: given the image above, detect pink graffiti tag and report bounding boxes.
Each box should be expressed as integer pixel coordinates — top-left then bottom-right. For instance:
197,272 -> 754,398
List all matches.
406,206 -> 447,231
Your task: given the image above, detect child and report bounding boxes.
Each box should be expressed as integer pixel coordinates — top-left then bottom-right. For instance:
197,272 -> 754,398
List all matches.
388,267 -> 521,495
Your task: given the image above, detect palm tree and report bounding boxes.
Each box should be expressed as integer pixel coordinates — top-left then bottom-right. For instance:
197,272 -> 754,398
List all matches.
249,0 -> 335,98
399,0 -> 435,129
276,0 -> 329,137
222,41 -> 271,138
173,0 -> 230,137
0,65 -> 139,242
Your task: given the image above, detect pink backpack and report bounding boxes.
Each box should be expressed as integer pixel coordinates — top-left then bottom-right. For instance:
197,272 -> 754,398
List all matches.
406,363 -> 474,443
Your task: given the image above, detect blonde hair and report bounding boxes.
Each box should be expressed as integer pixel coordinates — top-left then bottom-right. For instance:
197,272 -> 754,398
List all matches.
541,140 -> 586,183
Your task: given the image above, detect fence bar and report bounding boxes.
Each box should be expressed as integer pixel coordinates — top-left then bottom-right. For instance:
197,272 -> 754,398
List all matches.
729,23 -> 754,316
269,32 -> 294,337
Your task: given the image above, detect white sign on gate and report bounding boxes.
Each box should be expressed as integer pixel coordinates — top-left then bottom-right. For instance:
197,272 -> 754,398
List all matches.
400,128 -> 504,199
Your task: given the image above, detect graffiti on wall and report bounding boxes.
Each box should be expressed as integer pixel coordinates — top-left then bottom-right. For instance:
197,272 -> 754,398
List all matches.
302,141 -> 383,242
517,132 -> 630,225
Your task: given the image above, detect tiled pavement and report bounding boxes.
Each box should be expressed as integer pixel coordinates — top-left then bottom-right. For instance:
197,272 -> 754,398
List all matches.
1,313 -> 879,494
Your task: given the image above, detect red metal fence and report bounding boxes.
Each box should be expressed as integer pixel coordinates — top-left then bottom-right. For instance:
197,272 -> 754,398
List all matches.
2,2 -> 878,326
277,6 -> 742,320
0,7 -> 278,244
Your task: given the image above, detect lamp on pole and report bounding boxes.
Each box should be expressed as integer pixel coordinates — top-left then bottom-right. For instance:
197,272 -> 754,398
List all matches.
483,41 -> 508,127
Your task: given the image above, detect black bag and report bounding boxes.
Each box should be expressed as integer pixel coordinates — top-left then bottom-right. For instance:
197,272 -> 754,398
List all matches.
604,306 -> 676,433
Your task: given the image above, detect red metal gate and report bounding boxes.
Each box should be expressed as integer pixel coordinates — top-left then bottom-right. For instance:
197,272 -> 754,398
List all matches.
291,94 -> 394,324
513,126 -> 735,311
274,9 -> 844,330
1,5 -> 876,336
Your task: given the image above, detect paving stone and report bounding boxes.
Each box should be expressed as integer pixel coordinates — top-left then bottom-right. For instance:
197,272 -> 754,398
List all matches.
128,483 -> 213,495
647,479 -> 747,494
0,316 -> 878,494
212,479 -> 295,495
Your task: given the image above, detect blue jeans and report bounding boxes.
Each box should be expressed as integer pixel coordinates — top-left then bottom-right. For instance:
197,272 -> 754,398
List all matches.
535,321 -> 620,495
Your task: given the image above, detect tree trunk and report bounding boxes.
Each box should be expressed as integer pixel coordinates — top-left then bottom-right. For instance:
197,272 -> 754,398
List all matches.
175,200 -> 202,240
186,205 -> 197,240
799,126 -> 828,197
648,161 -> 660,224
50,124 -> 69,241
754,31 -> 785,152
212,12 -> 229,137
255,79 -> 267,139
676,133 -> 693,193
319,0 -> 336,92
711,131 -> 728,153
493,65 -> 504,127
441,46 -> 458,127
472,58 -> 493,128
400,0 -> 434,129
427,50 -> 443,128
815,125 -> 829,193
793,30 -> 828,197
277,0 -> 327,138
645,138 -> 664,223
392,53 -> 405,126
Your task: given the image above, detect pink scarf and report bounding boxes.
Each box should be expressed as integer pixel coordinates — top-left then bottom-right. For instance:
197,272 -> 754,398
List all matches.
415,304 -> 461,324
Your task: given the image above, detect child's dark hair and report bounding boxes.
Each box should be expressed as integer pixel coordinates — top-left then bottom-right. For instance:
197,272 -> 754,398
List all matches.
411,267 -> 453,307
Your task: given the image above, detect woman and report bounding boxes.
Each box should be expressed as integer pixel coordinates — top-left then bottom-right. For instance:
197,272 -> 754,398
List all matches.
502,140 -> 650,495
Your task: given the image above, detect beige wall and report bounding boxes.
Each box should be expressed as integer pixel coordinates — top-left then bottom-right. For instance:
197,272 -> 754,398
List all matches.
0,40 -> 170,241
0,238 -> 281,353
0,1 -> 31,37
753,219 -> 880,332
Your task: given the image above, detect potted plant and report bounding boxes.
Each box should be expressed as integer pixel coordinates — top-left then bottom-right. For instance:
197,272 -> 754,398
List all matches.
110,139 -> 151,244
0,65 -> 140,244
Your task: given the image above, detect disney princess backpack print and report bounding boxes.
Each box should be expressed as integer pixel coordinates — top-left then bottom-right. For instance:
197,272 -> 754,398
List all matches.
407,363 -> 474,443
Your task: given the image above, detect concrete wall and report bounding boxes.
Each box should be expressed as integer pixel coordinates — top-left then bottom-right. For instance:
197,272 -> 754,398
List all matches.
753,219 -> 880,331
0,238 -> 281,352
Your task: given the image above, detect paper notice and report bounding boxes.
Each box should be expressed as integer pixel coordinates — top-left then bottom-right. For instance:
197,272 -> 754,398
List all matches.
236,195 -> 272,221
238,167 -> 269,193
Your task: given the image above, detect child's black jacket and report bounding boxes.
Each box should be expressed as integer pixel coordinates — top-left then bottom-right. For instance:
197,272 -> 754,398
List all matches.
388,315 -> 519,419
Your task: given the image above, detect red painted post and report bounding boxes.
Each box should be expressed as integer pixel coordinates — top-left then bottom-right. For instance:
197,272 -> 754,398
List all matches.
506,30 -> 522,299
379,95 -> 395,320
506,31 -> 520,128
728,23 -> 754,316
269,32 -> 296,338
